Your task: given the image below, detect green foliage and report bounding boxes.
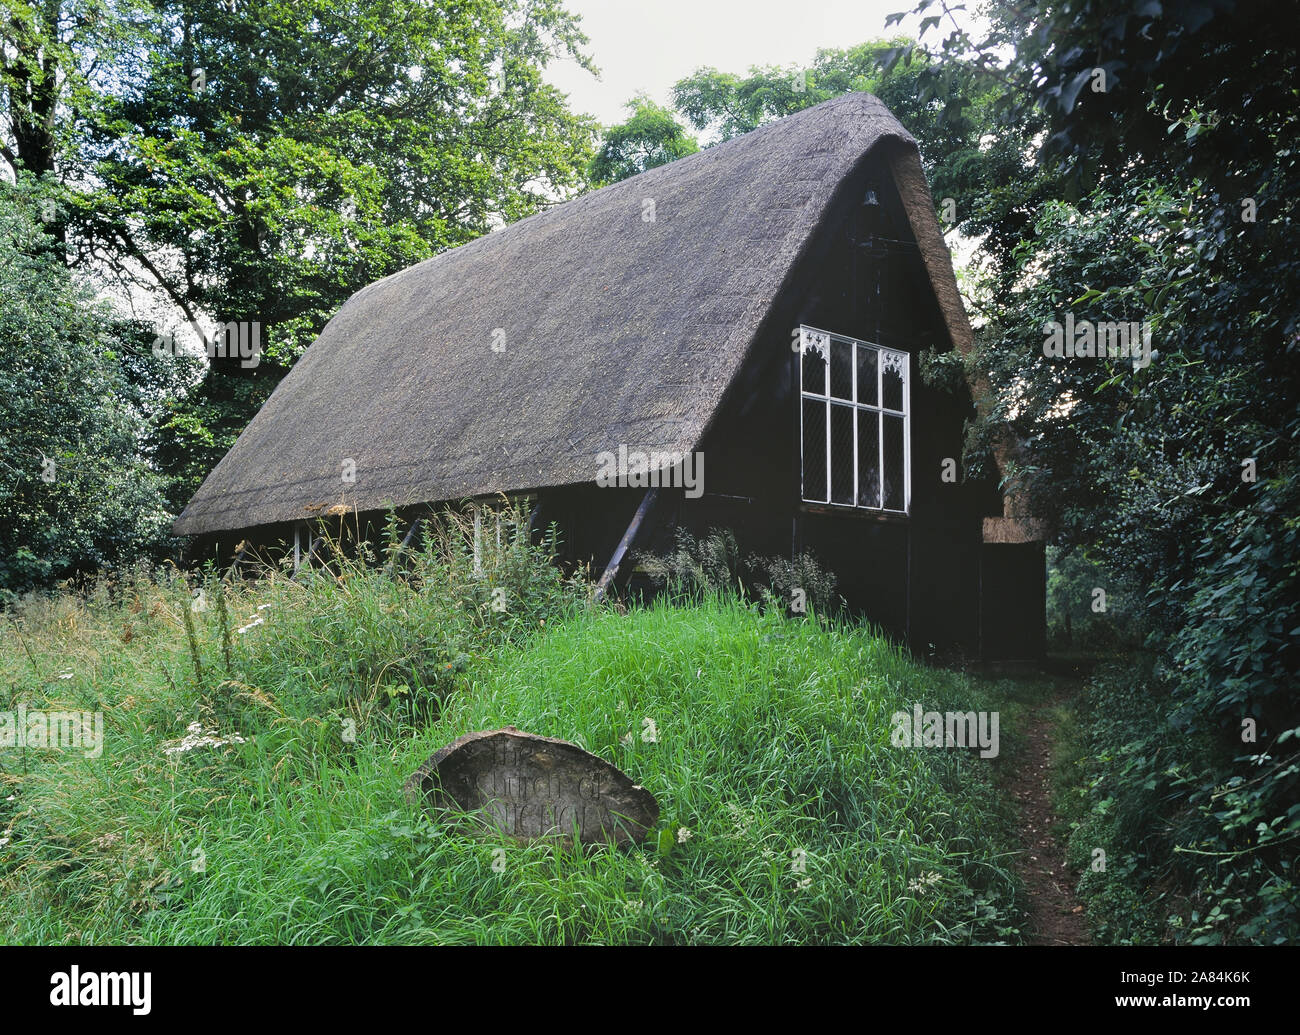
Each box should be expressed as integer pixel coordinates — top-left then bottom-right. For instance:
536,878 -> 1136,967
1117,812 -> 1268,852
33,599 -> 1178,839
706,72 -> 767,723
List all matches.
1061,652 -> 1299,946
0,573 -> 1022,944
667,37 -> 1048,288
0,181 -> 175,599
1065,660 -> 1194,944
633,527 -> 744,598
633,527 -> 839,616
1159,472 -> 1299,945
3,0 -> 1293,946
589,95 -> 698,184
0,0 -> 151,184
745,550 -> 838,618
1044,546 -> 1137,652
6,0 -> 602,504
887,0 -> 1299,943
215,502 -> 587,735
672,39 -> 919,142
969,165 -> 1299,950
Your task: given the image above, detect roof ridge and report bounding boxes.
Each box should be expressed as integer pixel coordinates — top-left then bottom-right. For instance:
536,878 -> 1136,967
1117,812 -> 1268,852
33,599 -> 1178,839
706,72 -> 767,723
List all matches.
366,92 -> 903,290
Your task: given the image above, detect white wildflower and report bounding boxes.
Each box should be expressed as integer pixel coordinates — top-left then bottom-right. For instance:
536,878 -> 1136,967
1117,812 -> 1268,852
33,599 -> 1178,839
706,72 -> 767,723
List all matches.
796,877 -> 812,891
163,721 -> 247,756
726,802 -> 751,839
906,870 -> 943,894
236,615 -> 264,634
676,826 -> 693,844
640,717 -> 657,744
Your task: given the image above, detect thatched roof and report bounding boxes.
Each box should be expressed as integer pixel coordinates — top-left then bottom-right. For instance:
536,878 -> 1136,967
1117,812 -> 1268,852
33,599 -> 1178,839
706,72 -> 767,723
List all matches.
174,92 -> 974,536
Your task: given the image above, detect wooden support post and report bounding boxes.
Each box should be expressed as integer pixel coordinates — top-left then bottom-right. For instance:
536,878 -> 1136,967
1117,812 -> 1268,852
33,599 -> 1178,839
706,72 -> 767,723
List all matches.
594,489 -> 659,603
399,517 -> 424,551
385,516 -> 425,575
295,528 -> 322,578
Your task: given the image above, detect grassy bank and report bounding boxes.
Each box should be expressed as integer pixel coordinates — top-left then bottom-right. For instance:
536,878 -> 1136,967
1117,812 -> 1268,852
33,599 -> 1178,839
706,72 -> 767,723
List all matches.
2,530 -> 1025,944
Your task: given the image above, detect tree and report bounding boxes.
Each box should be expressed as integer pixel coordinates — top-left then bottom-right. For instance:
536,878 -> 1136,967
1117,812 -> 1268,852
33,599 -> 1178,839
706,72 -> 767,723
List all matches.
888,0 -> 1299,943
1,0 -> 152,246
668,40 -> 1052,278
588,95 -> 697,185
0,180 -> 173,597
60,0 -> 600,501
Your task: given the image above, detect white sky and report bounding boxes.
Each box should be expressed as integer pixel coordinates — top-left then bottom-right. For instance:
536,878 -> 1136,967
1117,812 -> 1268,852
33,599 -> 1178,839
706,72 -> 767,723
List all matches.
544,0 -> 952,127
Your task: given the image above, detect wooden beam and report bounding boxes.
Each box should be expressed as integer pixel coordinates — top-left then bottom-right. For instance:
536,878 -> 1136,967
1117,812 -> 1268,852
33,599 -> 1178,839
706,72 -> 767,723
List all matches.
594,489 -> 660,603
385,516 -> 425,574
295,530 -> 322,578
399,517 -> 424,550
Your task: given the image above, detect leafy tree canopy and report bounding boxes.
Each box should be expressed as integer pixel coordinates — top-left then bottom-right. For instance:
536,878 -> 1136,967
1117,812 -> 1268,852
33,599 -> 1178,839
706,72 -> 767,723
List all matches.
588,94 -> 698,185
0,180 -> 174,597
3,0 -> 603,503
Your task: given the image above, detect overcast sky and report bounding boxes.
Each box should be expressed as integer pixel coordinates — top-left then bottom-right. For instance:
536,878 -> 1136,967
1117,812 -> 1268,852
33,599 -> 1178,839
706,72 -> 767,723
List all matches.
543,0 -> 954,127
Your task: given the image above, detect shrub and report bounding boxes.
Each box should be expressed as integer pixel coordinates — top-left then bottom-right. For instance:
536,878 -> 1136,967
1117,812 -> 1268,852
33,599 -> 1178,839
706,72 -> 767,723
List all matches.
634,527 -> 839,615
218,501 -> 588,738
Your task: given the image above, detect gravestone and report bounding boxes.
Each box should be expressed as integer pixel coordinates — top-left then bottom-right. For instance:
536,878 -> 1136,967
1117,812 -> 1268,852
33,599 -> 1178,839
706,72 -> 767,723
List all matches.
404,726 -> 659,845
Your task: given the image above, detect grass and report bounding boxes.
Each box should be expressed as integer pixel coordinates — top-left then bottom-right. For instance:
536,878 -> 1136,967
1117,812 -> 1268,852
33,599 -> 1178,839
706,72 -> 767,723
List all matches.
1,513 -> 1029,944
1047,693 -> 1088,845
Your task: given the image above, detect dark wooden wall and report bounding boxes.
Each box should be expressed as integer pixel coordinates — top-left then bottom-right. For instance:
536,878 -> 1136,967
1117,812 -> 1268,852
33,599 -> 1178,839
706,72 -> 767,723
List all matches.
628,145 -> 1027,658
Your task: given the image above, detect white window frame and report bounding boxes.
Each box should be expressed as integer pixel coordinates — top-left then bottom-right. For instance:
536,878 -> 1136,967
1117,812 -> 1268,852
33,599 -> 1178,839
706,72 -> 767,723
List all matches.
797,324 -> 911,514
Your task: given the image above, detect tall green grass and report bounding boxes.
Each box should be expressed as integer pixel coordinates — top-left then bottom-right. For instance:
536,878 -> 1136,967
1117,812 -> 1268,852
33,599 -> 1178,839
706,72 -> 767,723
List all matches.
1,512 -> 1023,944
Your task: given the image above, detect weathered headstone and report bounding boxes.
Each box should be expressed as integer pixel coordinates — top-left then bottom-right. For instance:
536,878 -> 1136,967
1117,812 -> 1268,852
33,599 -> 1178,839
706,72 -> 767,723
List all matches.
404,726 -> 659,845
